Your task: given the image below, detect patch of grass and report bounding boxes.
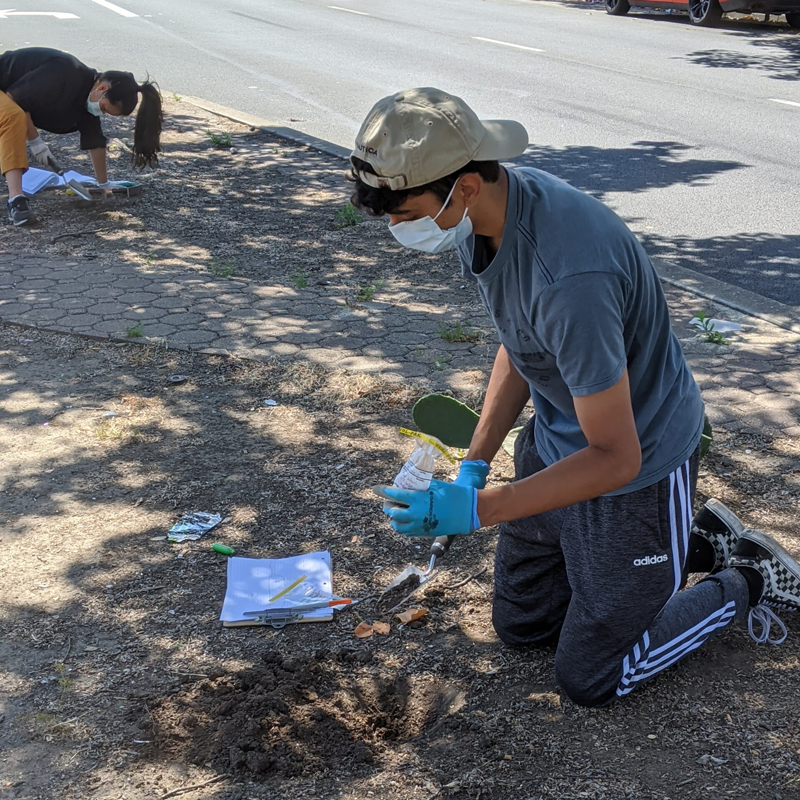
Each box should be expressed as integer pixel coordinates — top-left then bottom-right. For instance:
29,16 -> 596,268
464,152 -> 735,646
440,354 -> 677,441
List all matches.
438,322 -> 481,344
144,252 -> 156,269
291,269 -> 308,289
335,203 -> 361,229
356,278 -> 384,303
207,131 -> 233,149
125,322 -> 144,338
172,93 -> 181,102
695,311 -> 730,346
209,257 -> 235,278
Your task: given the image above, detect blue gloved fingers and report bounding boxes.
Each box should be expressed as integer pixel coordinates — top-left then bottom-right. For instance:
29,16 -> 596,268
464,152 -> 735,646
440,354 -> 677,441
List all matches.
376,485 -> 419,507
453,459 -> 490,490
389,520 -> 428,537
383,507 -> 415,524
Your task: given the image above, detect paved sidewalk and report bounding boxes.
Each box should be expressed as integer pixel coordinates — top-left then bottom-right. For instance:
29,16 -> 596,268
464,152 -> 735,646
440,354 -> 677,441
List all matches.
2,246 -> 799,441
0,250 -> 497,389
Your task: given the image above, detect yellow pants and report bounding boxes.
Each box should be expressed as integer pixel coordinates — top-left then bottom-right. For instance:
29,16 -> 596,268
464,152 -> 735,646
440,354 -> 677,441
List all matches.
0,90 -> 28,176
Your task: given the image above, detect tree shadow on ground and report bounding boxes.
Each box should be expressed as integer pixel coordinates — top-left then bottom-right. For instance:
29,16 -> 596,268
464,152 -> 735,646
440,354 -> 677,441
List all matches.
643,230 -> 800,306
0,105 -> 754,386
512,140 -> 747,201
679,26 -> 800,81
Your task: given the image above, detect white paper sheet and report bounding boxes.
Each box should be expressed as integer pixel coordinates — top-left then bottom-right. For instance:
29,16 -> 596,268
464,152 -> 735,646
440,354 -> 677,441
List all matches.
220,551 -> 333,624
22,167 -> 96,196
690,317 -> 744,334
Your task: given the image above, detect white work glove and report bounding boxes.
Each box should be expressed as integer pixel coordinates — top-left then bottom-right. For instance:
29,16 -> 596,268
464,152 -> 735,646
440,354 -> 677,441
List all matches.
28,136 -> 55,169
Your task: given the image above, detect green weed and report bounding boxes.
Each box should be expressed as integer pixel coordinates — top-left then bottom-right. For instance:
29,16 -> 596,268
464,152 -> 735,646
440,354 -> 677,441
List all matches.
172,93 -> 181,102
125,322 -> 144,338
291,269 -> 308,289
335,203 -> 361,229
695,311 -> 730,345
356,278 -> 385,303
432,353 -> 453,371
209,257 -> 235,278
207,131 -> 233,149
438,322 -> 481,344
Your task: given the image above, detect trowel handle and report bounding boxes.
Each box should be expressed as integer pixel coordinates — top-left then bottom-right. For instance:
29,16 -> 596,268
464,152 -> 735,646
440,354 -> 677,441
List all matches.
430,535 -> 455,560
46,154 -> 64,175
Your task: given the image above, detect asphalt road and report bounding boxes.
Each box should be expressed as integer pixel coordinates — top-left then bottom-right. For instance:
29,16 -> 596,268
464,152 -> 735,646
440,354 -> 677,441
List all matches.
2,0 -> 799,309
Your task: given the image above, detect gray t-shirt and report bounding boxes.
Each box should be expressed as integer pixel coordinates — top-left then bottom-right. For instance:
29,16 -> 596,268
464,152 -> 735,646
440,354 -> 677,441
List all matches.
458,167 -> 704,495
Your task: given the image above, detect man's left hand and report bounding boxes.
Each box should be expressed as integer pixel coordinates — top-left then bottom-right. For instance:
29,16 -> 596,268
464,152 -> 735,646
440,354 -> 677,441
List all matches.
379,479 -> 480,537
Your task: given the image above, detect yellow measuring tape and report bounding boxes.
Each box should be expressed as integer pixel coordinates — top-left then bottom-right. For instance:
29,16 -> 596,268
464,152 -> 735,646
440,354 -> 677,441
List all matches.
398,428 -> 456,464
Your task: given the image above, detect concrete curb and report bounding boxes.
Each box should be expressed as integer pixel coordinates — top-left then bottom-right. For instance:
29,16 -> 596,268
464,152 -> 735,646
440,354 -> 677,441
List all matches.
183,95 -> 800,335
181,95 -> 351,161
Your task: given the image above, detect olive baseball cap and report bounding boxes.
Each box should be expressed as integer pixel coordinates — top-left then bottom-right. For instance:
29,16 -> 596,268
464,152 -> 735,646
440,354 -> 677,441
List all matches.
351,87 -> 529,190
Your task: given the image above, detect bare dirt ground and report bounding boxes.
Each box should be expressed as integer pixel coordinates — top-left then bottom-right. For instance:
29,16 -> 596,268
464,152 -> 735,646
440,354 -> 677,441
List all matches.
1,322 -> 799,800
1,100 -> 799,800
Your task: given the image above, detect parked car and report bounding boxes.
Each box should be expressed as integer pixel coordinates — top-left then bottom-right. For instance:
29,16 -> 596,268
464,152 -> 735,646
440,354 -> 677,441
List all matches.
605,0 -> 800,27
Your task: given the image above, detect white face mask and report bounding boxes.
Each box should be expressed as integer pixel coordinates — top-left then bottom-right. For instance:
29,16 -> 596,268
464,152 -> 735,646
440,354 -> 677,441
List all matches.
389,178 -> 473,254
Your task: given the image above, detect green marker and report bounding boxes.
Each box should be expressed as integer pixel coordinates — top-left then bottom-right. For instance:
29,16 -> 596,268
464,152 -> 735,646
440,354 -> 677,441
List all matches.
212,543 -> 234,556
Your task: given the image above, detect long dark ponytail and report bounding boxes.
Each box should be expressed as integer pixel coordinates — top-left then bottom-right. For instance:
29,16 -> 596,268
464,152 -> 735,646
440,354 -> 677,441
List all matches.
100,71 -> 163,169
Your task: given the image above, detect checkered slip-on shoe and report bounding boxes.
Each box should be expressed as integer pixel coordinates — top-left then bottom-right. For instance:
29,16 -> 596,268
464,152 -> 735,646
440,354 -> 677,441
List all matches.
729,530 -> 800,645
691,498 -> 745,573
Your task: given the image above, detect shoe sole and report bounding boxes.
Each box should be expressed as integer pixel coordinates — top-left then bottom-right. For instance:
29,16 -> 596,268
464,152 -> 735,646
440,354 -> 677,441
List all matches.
705,498 -> 746,536
739,529 -> 800,585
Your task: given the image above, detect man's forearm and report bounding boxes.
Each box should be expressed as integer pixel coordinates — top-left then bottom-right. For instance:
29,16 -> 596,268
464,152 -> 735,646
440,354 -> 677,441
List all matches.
25,114 -> 38,142
478,441 -> 641,527
89,147 -> 108,183
466,345 -> 531,464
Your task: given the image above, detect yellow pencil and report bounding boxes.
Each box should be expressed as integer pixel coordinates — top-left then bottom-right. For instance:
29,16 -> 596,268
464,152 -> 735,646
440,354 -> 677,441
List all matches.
269,574 -> 306,603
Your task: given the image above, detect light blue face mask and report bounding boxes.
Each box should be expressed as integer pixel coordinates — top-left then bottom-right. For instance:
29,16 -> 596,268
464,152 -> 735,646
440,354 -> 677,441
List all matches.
86,93 -> 105,116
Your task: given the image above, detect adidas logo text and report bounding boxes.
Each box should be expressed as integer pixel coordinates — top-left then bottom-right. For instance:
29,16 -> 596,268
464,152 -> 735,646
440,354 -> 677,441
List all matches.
633,554 -> 669,566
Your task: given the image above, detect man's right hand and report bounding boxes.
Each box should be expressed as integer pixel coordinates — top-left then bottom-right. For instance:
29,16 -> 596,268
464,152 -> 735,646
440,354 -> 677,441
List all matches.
28,136 -> 55,169
453,459 -> 490,490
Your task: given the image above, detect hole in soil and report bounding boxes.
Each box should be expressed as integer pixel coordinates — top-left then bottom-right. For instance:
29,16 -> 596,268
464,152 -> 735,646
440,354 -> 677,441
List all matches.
142,649 -> 441,778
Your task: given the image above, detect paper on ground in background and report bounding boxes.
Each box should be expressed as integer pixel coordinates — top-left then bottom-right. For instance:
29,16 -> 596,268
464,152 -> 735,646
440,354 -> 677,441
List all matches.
168,511 -> 222,542
220,551 -> 333,624
22,167 -> 96,196
690,317 -> 744,333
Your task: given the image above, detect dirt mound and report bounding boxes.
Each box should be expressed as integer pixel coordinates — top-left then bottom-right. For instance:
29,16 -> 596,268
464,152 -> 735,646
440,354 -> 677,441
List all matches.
144,649 -> 434,778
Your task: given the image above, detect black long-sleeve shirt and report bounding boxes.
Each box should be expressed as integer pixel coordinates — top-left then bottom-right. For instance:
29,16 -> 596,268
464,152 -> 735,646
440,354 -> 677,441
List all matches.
0,47 -> 106,150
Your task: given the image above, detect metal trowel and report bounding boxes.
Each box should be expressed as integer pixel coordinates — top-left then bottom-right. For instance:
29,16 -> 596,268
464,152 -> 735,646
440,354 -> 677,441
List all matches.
373,484 -> 458,605
46,155 -> 93,201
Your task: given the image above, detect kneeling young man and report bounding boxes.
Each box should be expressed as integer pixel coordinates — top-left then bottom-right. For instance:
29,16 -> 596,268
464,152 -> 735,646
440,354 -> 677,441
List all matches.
353,88 -> 800,707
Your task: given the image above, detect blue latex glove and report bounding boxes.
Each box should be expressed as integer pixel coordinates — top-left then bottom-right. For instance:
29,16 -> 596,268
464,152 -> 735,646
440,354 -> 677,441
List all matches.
453,459 -> 490,490
380,479 -> 480,537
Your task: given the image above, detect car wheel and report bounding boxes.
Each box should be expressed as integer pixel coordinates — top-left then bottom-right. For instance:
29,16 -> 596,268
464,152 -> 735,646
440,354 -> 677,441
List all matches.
606,0 -> 631,16
786,11 -> 800,27
688,0 -> 723,25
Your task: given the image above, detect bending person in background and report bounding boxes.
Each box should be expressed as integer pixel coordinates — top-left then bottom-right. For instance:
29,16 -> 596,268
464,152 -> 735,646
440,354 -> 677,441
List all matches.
0,47 -> 163,226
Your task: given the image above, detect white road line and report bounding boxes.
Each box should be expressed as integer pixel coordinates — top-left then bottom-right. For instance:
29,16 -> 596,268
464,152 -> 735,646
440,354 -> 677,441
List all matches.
328,6 -> 372,17
769,98 -> 800,109
472,36 -> 544,53
88,0 -> 138,18
328,6 -> 370,15
0,10 -> 79,18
